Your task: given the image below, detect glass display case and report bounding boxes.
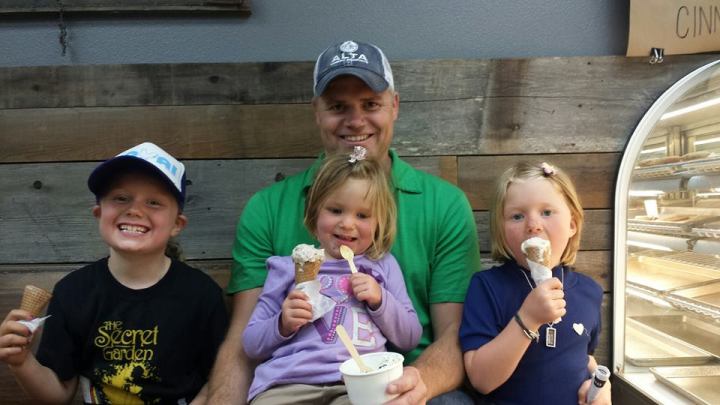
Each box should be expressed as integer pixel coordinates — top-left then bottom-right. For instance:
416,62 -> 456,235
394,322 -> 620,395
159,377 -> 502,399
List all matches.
615,60 -> 720,404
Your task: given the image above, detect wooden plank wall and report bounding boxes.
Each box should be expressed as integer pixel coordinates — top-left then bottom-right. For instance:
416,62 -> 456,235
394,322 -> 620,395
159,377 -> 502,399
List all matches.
1,54 -> 719,402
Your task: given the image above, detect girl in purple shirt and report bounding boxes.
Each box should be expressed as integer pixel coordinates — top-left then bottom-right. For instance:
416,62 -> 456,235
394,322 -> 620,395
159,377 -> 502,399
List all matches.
243,147 -> 421,404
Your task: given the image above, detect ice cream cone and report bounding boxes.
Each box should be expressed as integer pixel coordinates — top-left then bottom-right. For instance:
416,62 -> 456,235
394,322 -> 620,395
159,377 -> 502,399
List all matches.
292,244 -> 325,284
521,237 -> 551,267
525,245 -> 551,267
295,260 -> 322,284
20,285 -> 52,317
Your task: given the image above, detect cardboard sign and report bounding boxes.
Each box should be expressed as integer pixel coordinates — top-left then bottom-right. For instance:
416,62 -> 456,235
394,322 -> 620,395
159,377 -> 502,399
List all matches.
627,0 -> 720,56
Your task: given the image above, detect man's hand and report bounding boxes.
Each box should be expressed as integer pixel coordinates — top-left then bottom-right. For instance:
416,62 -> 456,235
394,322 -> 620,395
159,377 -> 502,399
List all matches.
385,366 -> 427,405
385,303 -> 464,404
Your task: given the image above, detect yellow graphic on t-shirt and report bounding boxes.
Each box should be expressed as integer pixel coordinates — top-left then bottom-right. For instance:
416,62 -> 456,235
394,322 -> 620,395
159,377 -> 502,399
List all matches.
100,362 -> 150,404
90,321 -> 161,403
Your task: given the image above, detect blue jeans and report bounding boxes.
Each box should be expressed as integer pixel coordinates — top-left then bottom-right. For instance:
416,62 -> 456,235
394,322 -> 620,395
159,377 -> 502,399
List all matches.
428,389 -> 480,405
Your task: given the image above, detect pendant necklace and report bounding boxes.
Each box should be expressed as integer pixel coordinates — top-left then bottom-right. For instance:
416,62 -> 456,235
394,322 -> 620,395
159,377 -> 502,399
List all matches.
518,267 -> 563,348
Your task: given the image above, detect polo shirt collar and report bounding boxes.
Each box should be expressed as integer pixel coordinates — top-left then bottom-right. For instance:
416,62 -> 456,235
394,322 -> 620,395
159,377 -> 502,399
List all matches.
388,149 -> 422,194
302,149 -> 423,194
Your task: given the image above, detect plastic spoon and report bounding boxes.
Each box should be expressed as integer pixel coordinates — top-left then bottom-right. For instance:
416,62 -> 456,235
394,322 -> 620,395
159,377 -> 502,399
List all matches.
339,245 -> 358,274
336,324 -> 372,373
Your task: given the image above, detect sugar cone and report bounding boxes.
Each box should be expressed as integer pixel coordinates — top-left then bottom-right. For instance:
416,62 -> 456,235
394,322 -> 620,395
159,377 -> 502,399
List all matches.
295,260 -> 322,284
20,285 -> 52,317
525,245 -> 551,267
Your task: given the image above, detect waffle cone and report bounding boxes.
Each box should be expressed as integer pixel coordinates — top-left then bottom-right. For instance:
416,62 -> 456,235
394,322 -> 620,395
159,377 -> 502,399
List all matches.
525,246 -> 551,267
295,260 -> 322,284
20,285 -> 52,317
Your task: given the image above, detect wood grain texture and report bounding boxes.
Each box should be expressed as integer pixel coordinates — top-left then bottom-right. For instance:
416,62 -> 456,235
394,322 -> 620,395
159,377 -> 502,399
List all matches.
2,55 -> 719,162
2,56 -> 716,108
459,153 -> 621,210
0,100 -> 485,162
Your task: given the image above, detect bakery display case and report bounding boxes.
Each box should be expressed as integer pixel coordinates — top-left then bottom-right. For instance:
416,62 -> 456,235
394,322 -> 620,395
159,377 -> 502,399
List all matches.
615,60 -> 720,404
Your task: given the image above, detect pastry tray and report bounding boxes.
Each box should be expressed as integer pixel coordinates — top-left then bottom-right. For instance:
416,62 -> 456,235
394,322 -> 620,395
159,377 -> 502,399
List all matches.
625,318 -> 714,367
692,221 -> 720,239
628,215 -> 718,234
627,254 -> 720,293
667,281 -> 720,319
633,162 -> 680,179
676,156 -> 720,176
650,365 -> 720,404
631,315 -> 720,358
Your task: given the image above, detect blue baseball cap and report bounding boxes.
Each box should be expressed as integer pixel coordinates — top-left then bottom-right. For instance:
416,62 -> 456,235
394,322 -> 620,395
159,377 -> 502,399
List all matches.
88,142 -> 186,210
313,40 -> 394,97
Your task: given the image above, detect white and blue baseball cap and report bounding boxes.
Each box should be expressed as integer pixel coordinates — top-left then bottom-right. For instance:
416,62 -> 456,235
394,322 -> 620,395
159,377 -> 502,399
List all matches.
313,40 -> 394,97
88,142 -> 186,210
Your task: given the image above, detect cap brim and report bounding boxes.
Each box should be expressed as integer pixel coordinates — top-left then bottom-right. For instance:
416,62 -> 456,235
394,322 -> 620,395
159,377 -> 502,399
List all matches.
87,156 -> 185,209
314,67 -> 389,96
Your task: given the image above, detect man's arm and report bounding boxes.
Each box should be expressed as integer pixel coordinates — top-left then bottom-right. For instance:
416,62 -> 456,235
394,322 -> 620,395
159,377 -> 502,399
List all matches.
207,288 -> 261,405
387,303 -> 464,404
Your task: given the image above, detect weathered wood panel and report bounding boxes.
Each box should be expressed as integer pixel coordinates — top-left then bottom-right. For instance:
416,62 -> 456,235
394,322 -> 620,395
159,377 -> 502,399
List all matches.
3,55 -> 720,162
459,153 -> 621,210
0,100 -> 484,162
0,157 -> 449,263
3,56 -> 717,109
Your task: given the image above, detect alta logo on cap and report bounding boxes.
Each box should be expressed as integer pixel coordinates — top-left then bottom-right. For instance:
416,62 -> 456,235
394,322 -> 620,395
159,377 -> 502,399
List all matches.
339,41 -> 358,53
331,40 -> 368,66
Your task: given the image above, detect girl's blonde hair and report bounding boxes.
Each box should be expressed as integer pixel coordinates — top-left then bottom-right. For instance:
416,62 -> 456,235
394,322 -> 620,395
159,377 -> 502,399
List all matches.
304,152 -> 396,260
489,161 -> 584,265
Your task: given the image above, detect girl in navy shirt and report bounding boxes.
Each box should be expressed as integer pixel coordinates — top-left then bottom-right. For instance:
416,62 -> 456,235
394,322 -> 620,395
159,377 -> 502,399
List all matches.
460,162 -> 611,404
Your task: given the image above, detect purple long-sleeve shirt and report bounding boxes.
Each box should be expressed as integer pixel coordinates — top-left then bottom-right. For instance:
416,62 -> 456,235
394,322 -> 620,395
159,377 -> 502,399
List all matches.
243,253 -> 422,400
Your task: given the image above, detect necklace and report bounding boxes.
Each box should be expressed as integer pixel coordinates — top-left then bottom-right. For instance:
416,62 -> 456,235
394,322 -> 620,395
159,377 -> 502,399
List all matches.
518,267 -> 564,348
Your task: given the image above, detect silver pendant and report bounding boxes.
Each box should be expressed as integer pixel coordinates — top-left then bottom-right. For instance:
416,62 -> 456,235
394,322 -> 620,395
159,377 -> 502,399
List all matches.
545,326 -> 557,348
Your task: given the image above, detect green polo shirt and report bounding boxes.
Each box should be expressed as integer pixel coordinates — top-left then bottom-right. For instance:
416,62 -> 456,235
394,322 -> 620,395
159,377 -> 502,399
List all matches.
227,150 -> 481,363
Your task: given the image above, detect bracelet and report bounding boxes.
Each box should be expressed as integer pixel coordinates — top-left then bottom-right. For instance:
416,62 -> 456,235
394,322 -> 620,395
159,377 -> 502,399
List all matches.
514,313 -> 539,342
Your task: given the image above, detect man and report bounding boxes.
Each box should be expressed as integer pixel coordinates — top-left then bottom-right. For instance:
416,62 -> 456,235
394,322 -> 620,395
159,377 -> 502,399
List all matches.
208,40 -> 481,404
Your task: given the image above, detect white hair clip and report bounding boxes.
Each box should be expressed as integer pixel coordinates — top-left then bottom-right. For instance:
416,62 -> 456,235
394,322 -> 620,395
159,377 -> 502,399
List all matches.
348,146 -> 368,163
541,162 -> 556,176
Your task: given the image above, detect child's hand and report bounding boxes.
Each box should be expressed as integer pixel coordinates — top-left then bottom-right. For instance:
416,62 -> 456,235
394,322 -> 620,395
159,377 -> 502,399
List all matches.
577,377 -> 612,404
0,309 -> 34,366
351,273 -> 382,310
518,277 -> 566,330
280,290 -> 313,337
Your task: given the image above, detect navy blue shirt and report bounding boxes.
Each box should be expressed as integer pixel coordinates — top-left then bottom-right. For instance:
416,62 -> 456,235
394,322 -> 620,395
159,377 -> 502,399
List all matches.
460,261 -> 603,404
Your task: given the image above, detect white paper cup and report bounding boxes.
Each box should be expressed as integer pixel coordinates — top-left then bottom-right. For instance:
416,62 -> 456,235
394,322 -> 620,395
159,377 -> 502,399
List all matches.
340,352 -> 404,405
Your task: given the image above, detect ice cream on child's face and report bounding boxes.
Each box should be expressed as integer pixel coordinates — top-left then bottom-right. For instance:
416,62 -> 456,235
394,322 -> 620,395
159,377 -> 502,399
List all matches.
502,178 -> 577,269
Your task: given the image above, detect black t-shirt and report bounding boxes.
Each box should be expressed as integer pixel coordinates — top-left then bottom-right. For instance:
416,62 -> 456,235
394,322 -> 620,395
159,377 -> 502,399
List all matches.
36,258 -> 228,404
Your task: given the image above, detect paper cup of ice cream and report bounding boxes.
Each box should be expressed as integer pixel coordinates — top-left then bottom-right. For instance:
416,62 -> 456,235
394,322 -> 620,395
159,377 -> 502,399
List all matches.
340,352 -> 404,405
